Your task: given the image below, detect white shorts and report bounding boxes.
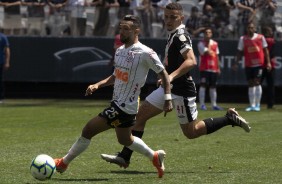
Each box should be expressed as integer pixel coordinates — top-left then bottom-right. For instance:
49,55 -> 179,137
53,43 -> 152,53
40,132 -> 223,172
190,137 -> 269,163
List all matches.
146,87 -> 198,124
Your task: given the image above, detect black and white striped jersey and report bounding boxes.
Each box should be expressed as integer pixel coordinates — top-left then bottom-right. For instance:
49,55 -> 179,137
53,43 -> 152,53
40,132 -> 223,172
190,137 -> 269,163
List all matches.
165,24 -> 197,97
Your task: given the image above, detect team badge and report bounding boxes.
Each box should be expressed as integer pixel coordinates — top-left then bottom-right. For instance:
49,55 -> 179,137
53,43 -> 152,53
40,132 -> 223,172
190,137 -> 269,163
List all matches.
179,35 -> 187,42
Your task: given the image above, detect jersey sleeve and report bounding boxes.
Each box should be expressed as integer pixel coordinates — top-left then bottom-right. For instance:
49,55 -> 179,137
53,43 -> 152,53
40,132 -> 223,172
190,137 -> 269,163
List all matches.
175,31 -> 193,55
144,49 -> 164,74
2,35 -> 9,47
261,36 -> 268,48
237,36 -> 244,51
197,41 -> 207,55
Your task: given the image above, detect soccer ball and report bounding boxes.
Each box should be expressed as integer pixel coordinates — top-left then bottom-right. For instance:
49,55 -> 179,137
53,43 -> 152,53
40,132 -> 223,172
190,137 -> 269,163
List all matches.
30,154 -> 56,181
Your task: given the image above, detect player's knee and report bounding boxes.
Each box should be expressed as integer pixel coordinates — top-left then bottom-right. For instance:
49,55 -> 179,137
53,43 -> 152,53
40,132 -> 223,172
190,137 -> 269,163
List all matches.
81,127 -> 93,140
181,122 -> 204,139
200,83 -> 207,87
183,132 -> 197,139
182,129 -> 198,139
254,79 -> 261,85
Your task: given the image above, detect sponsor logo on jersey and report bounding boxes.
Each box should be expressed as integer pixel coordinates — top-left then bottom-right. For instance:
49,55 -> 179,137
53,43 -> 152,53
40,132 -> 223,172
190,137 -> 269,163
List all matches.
115,68 -> 128,82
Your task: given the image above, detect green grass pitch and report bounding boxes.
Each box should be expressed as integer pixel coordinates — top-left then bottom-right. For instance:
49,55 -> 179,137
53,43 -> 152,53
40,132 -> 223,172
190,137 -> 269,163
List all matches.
0,99 -> 281,184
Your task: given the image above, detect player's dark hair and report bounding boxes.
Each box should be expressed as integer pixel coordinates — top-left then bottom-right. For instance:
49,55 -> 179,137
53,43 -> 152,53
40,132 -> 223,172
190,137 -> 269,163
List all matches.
123,15 -> 141,28
166,2 -> 183,13
204,27 -> 212,32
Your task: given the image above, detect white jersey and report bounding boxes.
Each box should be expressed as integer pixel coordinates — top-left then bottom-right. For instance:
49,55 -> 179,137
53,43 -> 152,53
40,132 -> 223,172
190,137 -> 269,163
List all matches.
113,42 -> 164,114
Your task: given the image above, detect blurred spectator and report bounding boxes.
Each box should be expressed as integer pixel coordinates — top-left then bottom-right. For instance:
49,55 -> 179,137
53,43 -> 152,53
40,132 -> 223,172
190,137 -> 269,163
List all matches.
256,0 -> 277,32
151,0 -> 173,37
22,0 -> 47,36
117,0 -> 131,19
204,0 -> 235,24
235,0 -> 256,36
0,0 -> 22,35
154,0 -> 173,20
137,0 -> 153,37
0,31 -> 10,103
129,0 -> 141,16
46,0 -> 70,36
261,26 -> 276,109
65,0 -> 87,36
93,0 -> 119,36
203,0 -> 235,38
106,0 -> 120,36
185,6 -> 206,38
84,0 -> 102,36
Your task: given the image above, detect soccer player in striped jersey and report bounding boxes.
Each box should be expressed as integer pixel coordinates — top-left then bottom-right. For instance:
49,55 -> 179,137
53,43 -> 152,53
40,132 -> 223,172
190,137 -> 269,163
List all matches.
54,15 -> 173,178
101,2 -> 251,169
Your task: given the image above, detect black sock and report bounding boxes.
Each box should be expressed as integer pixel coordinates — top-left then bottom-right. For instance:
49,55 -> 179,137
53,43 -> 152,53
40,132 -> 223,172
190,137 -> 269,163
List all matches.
118,130 -> 144,162
203,116 -> 230,134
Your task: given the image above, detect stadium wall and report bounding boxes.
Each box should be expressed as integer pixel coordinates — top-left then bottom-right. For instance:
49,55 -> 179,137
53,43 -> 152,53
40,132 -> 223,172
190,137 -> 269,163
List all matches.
4,36 -> 282,103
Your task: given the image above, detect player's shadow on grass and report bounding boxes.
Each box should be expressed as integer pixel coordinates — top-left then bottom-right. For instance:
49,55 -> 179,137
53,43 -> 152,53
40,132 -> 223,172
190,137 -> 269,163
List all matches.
108,170 -> 173,175
52,178 -> 108,182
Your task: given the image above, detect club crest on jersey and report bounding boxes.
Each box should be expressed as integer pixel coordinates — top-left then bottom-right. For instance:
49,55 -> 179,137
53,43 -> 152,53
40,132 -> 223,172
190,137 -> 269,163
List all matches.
126,51 -> 134,63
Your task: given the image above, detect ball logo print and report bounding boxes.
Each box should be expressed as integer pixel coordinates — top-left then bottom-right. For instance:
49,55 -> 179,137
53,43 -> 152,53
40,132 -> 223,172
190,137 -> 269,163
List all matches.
30,154 -> 56,181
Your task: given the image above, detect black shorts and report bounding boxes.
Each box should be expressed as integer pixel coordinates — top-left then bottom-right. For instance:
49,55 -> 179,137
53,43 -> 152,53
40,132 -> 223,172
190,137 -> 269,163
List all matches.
200,71 -> 218,86
99,101 -> 136,128
245,66 -> 263,81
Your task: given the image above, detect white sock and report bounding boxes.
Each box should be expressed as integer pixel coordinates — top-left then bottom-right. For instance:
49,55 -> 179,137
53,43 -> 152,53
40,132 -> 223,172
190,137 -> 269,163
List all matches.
127,136 -> 154,160
209,88 -> 217,107
248,87 -> 256,107
255,85 -> 262,107
199,86 -> 206,106
63,136 -> 91,164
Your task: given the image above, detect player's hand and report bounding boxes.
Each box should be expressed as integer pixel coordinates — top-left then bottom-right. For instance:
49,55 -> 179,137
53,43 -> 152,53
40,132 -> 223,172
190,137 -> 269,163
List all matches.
232,63 -> 238,71
85,84 -> 98,96
3,63 -> 10,71
157,79 -> 162,87
266,63 -> 272,71
163,100 -> 173,117
157,75 -> 172,87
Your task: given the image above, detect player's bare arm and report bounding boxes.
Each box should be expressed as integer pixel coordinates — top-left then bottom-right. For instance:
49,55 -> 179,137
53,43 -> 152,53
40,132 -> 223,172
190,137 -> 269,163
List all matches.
169,49 -> 197,82
263,48 -> 272,71
233,50 -> 243,71
217,54 -> 221,74
157,69 -> 173,115
4,47 -> 10,70
85,75 -> 116,96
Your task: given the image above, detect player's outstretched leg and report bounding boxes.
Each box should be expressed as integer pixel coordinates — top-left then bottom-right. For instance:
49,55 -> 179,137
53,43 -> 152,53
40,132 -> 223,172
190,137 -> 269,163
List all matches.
100,152 -> 129,169
226,108 -> 251,132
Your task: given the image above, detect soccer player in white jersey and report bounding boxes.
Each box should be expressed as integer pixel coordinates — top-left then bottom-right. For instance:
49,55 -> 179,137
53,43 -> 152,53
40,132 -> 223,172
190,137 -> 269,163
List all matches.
101,2 -> 251,169
54,15 -> 173,178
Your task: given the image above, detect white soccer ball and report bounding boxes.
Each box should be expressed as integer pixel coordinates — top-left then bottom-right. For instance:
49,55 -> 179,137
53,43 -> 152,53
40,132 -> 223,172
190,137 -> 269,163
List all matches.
30,154 -> 56,181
